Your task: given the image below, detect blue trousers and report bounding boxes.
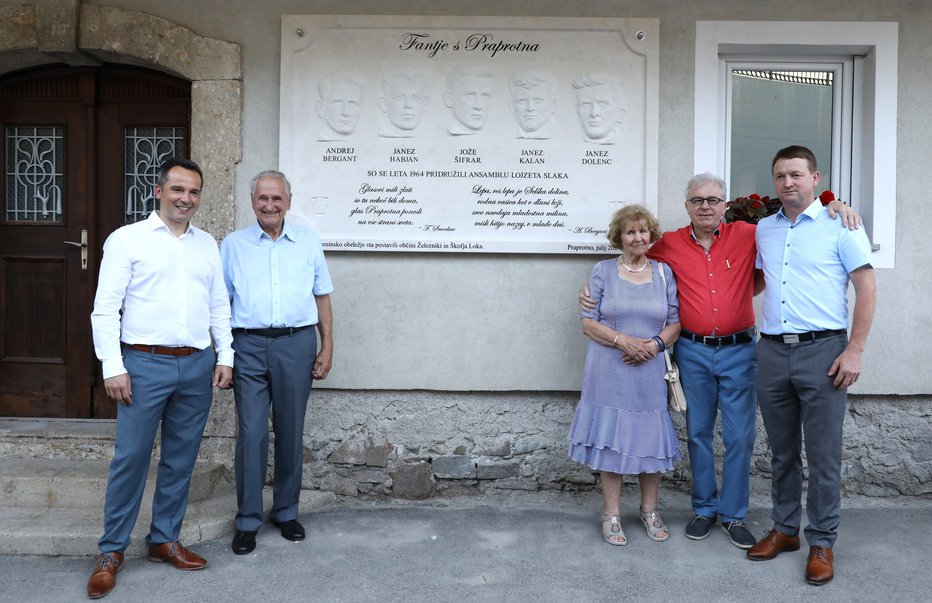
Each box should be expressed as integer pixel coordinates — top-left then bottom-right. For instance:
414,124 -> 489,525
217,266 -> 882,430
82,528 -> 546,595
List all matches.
98,347 -> 214,552
232,328 -> 316,531
674,338 -> 757,523
756,334 -> 848,548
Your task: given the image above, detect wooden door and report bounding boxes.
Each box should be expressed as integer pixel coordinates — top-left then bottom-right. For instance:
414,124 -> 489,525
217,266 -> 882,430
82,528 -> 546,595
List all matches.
0,66 -> 190,418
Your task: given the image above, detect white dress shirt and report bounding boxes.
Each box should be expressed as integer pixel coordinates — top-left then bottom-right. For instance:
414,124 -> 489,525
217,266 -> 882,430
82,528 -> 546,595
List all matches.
91,211 -> 234,379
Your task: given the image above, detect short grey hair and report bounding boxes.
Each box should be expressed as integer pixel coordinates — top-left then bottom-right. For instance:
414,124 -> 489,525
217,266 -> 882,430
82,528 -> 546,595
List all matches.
250,170 -> 292,198
685,173 -> 726,200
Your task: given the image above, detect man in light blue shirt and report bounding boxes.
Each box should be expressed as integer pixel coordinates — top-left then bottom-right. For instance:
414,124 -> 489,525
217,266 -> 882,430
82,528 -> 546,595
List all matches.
747,146 -> 876,587
220,170 -> 334,555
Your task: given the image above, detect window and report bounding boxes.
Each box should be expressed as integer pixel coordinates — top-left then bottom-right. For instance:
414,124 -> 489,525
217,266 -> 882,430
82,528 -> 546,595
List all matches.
728,64 -> 845,201
695,21 -> 898,269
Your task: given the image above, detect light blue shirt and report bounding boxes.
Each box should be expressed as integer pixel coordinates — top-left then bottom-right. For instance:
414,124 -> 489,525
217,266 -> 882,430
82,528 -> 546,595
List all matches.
756,201 -> 872,334
220,220 -> 333,329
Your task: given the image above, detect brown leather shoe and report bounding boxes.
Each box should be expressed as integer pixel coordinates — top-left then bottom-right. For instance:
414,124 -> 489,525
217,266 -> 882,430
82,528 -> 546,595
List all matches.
805,546 -> 834,585
747,528 -> 800,560
87,551 -> 124,599
146,541 -> 208,571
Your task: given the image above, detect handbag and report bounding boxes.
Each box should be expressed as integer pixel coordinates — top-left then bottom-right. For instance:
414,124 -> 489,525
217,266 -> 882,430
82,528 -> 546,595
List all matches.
662,348 -> 687,413
657,263 -> 687,413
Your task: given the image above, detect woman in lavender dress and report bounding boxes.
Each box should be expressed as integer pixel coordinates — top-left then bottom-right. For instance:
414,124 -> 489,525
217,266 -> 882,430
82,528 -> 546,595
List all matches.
568,205 -> 681,546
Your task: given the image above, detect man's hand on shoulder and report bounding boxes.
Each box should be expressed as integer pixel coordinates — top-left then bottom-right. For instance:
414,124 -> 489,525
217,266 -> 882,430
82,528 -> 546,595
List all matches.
579,285 -> 596,311
826,200 -> 863,231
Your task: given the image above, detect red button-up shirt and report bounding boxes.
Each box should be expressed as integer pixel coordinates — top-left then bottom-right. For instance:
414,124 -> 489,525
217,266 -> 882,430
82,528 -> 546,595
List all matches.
647,221 -> 757,336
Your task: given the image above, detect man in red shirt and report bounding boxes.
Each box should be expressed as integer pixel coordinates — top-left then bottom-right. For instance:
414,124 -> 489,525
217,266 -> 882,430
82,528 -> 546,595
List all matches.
581,173 -> 857,549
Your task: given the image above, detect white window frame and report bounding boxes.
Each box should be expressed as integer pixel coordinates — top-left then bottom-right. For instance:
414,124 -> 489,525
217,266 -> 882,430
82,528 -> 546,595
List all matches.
695,21 -> 898,269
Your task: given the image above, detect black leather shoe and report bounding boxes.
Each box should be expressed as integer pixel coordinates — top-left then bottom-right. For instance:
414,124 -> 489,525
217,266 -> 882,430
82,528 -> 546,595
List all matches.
272,519 -> 305,541
231,530 -> 256,555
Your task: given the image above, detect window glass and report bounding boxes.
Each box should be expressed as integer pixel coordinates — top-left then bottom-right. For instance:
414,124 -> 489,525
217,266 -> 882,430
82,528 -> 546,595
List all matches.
729,70 -> 834,198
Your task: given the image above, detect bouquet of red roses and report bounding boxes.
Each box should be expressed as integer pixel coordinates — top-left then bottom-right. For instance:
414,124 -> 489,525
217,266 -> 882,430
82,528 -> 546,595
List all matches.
724,193 -> 782,224
725,190 -> 837,224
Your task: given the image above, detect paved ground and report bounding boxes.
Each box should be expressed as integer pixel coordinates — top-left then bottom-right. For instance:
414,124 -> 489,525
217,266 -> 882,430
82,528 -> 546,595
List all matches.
2,489 -> 930,603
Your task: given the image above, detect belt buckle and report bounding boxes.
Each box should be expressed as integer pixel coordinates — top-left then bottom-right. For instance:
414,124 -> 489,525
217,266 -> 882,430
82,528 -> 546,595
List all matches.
782,334 -> 800,344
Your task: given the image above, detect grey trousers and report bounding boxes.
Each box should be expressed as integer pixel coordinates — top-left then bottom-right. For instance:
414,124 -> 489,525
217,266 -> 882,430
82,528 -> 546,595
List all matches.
232,327 -> 316,531
756,333 -> 848,548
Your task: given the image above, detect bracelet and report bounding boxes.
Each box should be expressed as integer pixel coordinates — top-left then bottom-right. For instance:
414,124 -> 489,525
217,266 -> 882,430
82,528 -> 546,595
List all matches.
652,336 -> 665,352
612,334 -> 620,346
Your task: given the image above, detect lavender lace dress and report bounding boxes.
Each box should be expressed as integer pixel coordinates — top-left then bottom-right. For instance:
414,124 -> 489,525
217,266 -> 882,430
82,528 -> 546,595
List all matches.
568,258 -> 681,474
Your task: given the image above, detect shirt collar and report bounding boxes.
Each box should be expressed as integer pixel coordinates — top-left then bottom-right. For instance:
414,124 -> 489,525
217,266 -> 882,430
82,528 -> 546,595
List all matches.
689,223 -> 721,242
250,219 -> 296,242
776,199 -> 823,224
149,211 -> 193,237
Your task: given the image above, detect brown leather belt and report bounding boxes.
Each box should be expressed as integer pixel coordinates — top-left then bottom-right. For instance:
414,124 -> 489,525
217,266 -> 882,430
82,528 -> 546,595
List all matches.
125,344 -> 200,356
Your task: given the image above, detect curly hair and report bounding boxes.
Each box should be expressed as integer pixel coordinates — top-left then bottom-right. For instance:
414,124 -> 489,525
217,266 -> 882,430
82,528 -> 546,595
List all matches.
606,204 -> 661,249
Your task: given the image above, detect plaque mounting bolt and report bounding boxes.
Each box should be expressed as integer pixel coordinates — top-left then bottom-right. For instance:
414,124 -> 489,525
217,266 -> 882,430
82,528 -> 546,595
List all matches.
296,28 -> 305,37
636,31 -> 646,41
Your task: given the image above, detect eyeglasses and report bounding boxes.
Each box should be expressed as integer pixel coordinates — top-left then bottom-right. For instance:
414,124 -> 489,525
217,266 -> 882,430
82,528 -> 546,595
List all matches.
687,196 -> 724,206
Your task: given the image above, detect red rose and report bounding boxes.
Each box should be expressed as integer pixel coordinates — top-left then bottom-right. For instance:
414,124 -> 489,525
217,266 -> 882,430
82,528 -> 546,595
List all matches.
819,190 -> 835,206
751,201 -> 763,209
749,193 -> 762,200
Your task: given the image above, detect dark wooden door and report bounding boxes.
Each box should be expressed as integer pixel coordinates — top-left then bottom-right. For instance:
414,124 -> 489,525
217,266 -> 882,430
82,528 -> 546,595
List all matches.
0,66 -> 190,418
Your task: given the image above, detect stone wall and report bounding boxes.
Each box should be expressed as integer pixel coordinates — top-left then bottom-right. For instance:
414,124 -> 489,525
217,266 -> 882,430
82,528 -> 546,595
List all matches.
194,391 -> 932,500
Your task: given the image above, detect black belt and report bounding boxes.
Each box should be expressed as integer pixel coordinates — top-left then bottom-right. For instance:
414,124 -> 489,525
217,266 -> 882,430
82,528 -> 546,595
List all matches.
680,328 -> 755,347
232,325 -> 313,338
760,329 -> 846,344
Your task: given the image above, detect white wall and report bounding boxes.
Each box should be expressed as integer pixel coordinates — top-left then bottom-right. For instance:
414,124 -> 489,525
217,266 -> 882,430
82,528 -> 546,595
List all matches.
60,0 -> 931,395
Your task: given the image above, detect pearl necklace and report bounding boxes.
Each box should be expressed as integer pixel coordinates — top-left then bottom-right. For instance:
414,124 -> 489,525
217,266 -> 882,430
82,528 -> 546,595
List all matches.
618,255 -> 648,273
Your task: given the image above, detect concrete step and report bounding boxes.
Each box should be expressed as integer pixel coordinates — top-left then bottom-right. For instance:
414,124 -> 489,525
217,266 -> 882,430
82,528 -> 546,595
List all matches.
0,457 -> 233,509
0,418 -> 117,462
0,488 -> 336,556
0,419 -> 337,556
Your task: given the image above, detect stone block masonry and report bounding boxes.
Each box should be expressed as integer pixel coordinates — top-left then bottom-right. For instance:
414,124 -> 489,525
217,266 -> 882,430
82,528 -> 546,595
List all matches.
287,391 -> 931,500
6,393 -> 928,502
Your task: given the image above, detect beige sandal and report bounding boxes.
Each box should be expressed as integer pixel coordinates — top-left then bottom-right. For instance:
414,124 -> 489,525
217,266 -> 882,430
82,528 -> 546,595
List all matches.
640,510 -> 669,542
602,514 -> 627,546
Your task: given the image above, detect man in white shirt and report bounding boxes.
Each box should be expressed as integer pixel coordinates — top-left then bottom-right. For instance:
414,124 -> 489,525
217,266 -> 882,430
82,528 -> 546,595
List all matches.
221,170 -> 333,555
87,158 -> 233,599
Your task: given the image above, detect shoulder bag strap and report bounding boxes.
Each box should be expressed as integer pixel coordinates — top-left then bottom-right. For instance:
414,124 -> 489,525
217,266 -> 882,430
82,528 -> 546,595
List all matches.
656,262 -> 676,372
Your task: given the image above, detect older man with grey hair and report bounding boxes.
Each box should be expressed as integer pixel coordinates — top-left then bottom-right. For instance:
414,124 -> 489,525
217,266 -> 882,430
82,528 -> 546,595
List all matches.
220,170 -> 334,555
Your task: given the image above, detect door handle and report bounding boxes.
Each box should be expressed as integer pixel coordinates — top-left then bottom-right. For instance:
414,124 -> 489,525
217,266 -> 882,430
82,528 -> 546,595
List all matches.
62,229 -> 88,270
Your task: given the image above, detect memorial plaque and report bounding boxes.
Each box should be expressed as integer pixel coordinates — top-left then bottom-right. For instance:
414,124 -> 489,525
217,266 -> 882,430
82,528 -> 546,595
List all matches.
280,16 -> 658,253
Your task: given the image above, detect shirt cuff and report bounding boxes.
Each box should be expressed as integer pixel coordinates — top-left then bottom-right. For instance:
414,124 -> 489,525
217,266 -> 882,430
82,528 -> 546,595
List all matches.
101,358 -> 127,379
216,349 -> 234,368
